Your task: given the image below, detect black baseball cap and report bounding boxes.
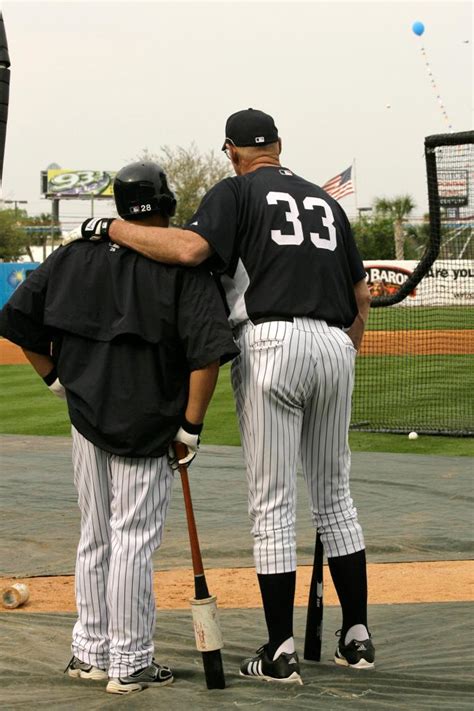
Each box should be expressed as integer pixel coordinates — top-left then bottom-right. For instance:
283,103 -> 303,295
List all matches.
222,108 -> 279,150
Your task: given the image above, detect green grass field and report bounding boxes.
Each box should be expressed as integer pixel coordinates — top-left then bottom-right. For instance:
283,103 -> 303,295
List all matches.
353,354 -> 474,434
1,364 -> 473,456
366,305 -> 474,330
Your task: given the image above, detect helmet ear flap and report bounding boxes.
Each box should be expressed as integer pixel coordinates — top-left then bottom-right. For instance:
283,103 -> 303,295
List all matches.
160,194 -> 177,218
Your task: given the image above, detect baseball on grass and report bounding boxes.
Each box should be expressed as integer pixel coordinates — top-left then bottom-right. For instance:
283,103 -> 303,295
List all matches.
408,431 -> 419,440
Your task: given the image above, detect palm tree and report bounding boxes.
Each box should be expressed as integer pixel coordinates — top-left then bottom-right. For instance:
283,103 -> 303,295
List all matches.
373,196 -> 416,260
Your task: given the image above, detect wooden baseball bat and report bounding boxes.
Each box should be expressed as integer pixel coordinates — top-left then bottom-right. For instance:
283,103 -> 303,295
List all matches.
304,531 -> 324,661
174,442 -> 226,689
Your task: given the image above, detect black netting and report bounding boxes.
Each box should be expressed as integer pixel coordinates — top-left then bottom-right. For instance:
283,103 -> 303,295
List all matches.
351,132 -> 474,435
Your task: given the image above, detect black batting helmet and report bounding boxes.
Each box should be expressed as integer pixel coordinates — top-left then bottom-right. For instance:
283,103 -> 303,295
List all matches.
113,161 -> 177,220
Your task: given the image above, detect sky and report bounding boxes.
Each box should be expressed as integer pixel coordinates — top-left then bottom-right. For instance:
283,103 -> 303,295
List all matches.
1,0 -> 472,228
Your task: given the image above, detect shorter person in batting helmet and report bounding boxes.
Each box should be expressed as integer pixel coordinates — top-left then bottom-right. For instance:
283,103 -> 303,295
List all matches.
0,161 -> 238,695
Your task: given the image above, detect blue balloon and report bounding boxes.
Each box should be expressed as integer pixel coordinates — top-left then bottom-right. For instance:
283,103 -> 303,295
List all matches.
412,21 -> 425,36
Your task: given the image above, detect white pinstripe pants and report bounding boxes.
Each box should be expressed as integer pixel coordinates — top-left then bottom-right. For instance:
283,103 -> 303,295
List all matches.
231,318 -> 365,575
70,427 -> 173,677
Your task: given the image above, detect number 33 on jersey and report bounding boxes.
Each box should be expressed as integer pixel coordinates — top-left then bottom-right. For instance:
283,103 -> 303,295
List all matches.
184,166 -> 366,329
266,191 -> 337,250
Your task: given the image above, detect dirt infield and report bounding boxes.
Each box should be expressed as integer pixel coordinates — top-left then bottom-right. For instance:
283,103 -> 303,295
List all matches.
361,330 -> 474,356
2,332 -> 473,365
0,340 -> 28,365
1,560 -> 472,613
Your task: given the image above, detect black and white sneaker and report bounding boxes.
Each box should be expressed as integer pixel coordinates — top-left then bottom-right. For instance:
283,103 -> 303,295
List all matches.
64,655 -> 108,680
334,631 -> 375,669
240,645 -> 303,685
106,660 -> 174,694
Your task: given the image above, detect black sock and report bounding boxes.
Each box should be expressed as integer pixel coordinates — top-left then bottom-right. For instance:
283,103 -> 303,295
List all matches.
327,549 -> 368,637
257,571 -> 296,659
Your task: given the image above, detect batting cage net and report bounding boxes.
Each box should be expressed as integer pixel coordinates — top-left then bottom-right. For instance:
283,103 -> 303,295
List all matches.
351,131 -> 474,436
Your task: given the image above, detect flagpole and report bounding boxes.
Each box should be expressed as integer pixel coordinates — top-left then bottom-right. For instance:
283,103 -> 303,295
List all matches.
352,157 -> 358,218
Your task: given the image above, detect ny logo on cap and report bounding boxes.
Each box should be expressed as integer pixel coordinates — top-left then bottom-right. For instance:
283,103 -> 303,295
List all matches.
255,136 -> 265,143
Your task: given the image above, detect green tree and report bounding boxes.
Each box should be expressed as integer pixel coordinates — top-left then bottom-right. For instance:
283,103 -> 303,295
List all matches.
352,211 -> 429,262
351,215 -> 397,260
372,195 -> 416,259
403,219 -> 429,260
137,144 -> 232,225
0,208 -> 31,261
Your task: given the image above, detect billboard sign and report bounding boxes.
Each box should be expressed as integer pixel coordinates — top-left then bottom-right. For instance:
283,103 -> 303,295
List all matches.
437,170 -> 468,207
0,263 -> 40,309
364,260 -> 474,305
42,169 -> 116,198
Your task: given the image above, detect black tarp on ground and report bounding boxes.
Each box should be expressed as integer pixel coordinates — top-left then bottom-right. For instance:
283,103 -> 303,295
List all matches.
0,604 -> 473,710
0,435 -> 473,577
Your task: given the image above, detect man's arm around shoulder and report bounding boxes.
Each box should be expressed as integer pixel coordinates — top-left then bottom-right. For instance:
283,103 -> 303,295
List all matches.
109,221 -> 212,266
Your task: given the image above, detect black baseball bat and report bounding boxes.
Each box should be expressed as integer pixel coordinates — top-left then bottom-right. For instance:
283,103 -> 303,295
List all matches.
304,531 -> 324,661
175,443 -> 226,689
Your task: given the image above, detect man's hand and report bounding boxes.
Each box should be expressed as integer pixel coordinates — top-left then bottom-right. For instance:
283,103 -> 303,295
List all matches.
64,225 -> 83,243
169,420 -> 203,467
346,314 -> 364,351
347,279 -> 371,351
80,218 -> 115,242
43,367 -> 66,400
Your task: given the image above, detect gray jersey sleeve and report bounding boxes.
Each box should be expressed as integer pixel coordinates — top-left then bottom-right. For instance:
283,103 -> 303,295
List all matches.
176,266 -> 238,370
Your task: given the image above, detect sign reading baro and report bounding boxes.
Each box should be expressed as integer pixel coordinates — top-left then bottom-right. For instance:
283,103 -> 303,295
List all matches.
364,260 -> 474,306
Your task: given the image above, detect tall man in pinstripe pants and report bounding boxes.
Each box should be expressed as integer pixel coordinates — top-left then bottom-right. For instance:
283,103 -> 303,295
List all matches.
0,162 -> 237,694
77,109 -> 374,682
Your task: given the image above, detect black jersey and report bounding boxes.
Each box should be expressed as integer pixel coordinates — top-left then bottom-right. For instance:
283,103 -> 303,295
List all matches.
185,166 -> 366,328
0,240 -> 238,457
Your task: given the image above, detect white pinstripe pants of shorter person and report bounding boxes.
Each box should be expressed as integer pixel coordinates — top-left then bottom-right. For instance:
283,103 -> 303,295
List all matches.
70,426 -> 173,678
231,318 -> 365,575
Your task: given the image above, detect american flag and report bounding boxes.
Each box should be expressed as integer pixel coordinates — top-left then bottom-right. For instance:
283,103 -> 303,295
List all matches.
322,165 -> 354,201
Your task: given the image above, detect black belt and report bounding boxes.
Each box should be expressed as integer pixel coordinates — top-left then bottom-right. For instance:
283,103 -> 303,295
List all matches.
252,317 -> 294,325
251,316 -> 344,329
